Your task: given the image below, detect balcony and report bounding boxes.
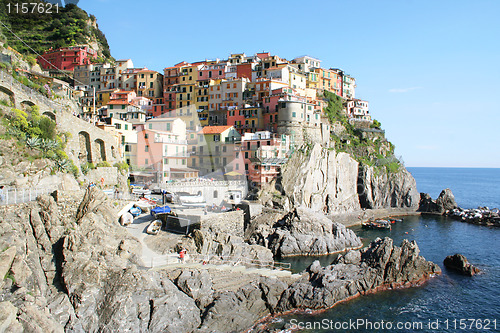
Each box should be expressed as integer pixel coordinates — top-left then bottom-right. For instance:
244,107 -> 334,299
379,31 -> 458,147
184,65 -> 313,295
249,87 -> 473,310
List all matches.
164,152 -> 190,158
154,137 -> 188,144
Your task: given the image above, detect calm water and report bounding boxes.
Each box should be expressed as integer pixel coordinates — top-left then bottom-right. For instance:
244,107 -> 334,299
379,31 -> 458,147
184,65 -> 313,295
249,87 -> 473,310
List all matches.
271,168 -> 500,332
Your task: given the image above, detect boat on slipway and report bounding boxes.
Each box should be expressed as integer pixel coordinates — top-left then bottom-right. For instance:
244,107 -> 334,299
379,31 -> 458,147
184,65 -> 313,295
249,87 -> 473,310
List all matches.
146,220 -> 162,235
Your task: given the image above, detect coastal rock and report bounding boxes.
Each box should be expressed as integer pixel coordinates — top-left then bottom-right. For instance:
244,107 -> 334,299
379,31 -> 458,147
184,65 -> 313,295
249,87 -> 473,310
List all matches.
436,188 -> 458,211
419,188 -> 457,214
443,254 -> 480,276
200,277 -> 288,333
175,269 -> 214,310
358,165 -> 420,209
277,237 -> 441,311
247,207 -> 362,257
281,143 -> 361,214
191,229 -> 274,264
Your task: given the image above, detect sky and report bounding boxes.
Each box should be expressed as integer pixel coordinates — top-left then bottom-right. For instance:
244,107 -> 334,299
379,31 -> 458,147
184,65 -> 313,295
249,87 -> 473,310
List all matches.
78,0 -> 500,168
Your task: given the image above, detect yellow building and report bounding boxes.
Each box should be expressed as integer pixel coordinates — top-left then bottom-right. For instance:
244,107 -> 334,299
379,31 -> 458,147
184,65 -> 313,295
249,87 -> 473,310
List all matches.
175,64 -> 201,109
137,69 -> 163,99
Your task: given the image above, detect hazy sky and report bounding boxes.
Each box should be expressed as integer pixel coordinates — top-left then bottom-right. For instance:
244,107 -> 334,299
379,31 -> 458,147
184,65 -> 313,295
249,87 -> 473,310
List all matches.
79,0 -> 500,168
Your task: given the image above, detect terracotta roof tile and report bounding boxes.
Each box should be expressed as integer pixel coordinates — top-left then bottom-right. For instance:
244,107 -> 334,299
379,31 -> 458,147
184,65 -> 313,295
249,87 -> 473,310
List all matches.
199,125 -> 232,134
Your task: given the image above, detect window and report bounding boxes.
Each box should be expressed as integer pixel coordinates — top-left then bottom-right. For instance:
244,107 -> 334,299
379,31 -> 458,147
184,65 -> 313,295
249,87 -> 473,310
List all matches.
235,164 -> 239,170
145,133 -> 149,139
145,159 -> 149,165
166,123 -> 171,131
213,190 -> 218,199
125,145 -> 131,152
222,146 -> 226,152
292,112 -> 296,118
164,158 -> 168,164
145,145 -> 149,152
245,152 -> 249,158
149,124 -> 152,129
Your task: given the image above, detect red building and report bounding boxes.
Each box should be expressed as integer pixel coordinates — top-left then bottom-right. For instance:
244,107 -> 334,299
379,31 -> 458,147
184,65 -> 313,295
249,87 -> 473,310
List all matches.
236,63 -> 253,80
37,46 -> 97,71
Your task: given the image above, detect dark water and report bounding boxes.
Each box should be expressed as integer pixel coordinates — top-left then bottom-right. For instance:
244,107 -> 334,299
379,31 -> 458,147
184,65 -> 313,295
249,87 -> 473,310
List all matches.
272,168 -> 500,332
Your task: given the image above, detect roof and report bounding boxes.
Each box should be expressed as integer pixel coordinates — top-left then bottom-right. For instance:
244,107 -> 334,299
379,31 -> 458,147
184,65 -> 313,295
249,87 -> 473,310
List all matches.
198,125 -> 232,134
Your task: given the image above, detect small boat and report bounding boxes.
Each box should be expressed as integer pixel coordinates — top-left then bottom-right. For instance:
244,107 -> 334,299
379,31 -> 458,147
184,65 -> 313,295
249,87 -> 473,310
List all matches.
129,206 -> 142,217
362,219 -> 391,230
178,193 -> 207,207
120,212 -> 133,226
146,220 -> 162,235
151,205 -> 172,218
389,218 -> 403,223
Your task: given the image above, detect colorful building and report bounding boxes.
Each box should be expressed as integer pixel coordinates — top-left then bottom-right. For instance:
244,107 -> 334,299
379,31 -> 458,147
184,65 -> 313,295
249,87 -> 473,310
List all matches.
136,118 -> 198,182
194,125 -> 241,175
37,46 -> 97,71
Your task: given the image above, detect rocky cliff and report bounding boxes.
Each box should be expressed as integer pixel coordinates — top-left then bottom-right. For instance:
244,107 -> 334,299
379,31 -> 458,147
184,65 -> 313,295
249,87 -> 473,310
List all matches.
278,143 -> 419,214
358,164 -> 420,209
280,144 -> 360,214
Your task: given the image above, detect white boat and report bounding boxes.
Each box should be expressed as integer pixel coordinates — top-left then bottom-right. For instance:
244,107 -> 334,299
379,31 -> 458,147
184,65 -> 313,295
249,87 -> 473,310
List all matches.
178,193 -> 206,207
120,212 -> 133,226
146,220 -> 162,235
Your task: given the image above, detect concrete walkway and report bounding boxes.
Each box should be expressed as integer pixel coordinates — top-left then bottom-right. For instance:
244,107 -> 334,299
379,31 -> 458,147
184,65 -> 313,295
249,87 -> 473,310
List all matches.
125,213 -> 179,267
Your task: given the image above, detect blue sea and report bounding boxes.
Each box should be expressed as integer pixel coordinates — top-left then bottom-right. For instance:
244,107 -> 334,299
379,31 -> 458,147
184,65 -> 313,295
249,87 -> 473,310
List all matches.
269,168 -> 500,332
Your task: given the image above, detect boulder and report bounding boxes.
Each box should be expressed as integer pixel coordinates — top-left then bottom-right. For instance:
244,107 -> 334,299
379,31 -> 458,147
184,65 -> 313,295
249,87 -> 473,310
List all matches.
444,254 -> 480,276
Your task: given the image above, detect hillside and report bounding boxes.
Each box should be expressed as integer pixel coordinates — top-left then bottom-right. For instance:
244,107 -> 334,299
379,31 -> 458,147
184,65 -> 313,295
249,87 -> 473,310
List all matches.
0,0 -> 112,61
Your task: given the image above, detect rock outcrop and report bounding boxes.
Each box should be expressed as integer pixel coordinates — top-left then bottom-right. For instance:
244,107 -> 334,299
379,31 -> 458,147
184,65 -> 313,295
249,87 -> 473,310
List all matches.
419,188 -> 457,214
246,207 -> 362,257
278,143 -> 420,215
358,165 -> 420,209
444,254 -> 480,276
277,237 -> 441,312
281,144 -> 361,214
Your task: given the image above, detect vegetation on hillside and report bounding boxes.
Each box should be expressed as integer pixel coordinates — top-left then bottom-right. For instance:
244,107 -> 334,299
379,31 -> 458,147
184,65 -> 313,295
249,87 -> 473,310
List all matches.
322,90 -> 402,174
0,103 -> 79,176
0,0 -> 112,60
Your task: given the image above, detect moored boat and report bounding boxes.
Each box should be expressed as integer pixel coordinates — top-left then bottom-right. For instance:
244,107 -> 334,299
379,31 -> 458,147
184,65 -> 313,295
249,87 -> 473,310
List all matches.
129,206 -> 142,217
146,220 -> 162,235
151,205 -> 172,218
362,219 -> 392,230
389,218 -> 403,223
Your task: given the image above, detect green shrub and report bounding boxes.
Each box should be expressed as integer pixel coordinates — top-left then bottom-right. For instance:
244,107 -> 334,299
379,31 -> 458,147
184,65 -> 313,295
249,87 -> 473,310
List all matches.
113,161 -> 129,172
96,161 -> 111,168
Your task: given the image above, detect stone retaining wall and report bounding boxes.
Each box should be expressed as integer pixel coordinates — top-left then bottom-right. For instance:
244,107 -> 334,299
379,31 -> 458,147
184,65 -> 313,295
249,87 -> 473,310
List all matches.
200,210 -> 245,238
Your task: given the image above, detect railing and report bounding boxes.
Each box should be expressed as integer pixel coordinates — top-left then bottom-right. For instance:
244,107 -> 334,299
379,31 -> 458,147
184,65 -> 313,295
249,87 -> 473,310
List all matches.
0,186 -> 57,206
151,252 -> 291,271
165,180 -> 246,187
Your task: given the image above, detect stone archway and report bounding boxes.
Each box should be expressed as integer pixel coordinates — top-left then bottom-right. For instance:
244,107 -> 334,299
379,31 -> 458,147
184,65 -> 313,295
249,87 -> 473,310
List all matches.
0,85 -> 15,106
20,100 -> 35,110
42,111 -> 56,122
93,138 -> 106,163
78,131 -> 92,163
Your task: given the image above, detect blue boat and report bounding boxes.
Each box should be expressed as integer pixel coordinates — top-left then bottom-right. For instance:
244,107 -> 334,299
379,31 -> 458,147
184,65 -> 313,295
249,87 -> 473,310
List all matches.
151,205 -> 171,218
129,206 -> 142,217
